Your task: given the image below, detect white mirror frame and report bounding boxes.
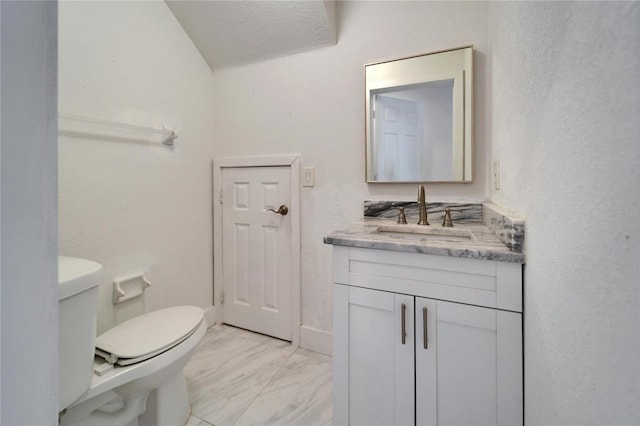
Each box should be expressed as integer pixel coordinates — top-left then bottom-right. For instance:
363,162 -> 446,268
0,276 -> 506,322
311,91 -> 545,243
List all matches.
365,46 -> 473,183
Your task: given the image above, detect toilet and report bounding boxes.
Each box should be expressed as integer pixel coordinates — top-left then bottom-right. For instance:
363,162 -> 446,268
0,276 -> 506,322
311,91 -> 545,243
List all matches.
58,256 -> 206,426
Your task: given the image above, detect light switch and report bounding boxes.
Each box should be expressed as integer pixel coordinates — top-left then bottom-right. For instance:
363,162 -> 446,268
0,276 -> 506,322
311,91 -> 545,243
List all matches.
303,167 -> 315,187
493,160 -> 500,190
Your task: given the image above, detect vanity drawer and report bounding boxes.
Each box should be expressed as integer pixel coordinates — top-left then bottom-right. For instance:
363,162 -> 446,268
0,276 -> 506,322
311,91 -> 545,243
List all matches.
332,246 -> 522,312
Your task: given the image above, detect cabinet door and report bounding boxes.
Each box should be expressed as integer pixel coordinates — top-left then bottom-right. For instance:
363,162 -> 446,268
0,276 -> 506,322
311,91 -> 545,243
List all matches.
416,299 -> 523,426
347,286 -> 414,426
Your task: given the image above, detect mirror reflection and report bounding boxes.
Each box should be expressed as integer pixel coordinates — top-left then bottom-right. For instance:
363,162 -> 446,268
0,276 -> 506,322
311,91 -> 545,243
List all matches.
365,46 -> 473,183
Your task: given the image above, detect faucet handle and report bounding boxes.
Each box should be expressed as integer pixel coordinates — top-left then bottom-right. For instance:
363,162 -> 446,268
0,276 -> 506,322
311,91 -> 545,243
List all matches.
442,208 -> 464,227
442,209 -> 454,227
396,207 -> 407,224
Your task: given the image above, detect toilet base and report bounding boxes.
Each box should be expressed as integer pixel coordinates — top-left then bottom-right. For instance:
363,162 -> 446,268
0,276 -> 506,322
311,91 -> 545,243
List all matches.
138,371 -> 190,426
60,371 -> 191,426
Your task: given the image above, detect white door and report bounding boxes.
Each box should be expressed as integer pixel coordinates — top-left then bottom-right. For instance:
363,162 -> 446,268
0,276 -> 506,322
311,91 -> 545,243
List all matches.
346,286 -> 414,426
374,94 -> 424,181
221,166 -> 292,341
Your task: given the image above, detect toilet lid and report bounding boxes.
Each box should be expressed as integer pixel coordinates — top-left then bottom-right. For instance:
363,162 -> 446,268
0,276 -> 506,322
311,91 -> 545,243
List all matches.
95,305 -> 203,366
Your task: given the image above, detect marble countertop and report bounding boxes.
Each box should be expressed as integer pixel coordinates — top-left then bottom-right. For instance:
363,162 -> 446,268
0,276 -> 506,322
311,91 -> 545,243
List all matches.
323,217 -> 526,263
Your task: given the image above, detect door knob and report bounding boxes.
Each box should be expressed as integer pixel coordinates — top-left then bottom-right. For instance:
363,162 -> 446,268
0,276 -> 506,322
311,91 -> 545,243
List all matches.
266,204 -> 288,216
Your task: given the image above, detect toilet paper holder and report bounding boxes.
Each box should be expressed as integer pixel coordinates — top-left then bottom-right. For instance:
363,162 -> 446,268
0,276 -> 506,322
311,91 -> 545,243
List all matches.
113,273 -> 151,304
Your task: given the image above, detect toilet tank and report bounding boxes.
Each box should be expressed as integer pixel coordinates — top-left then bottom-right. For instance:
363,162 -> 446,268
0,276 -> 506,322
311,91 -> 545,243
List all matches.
58,256 -> 102,411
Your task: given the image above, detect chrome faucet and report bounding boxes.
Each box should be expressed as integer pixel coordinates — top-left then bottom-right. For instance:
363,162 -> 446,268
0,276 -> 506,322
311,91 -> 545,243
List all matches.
417,185 -> 429,225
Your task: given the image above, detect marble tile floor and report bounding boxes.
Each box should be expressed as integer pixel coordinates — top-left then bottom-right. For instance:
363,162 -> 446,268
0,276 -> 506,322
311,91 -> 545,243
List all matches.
184,324 -> 332,426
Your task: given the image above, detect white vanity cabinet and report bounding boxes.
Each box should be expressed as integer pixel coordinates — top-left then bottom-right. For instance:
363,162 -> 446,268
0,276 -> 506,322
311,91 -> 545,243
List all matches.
332,246 -> 523,426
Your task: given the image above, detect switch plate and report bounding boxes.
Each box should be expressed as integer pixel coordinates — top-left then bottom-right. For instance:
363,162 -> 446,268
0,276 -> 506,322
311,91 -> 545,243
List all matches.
303,167 -> 315,187
493,160 -> 500,190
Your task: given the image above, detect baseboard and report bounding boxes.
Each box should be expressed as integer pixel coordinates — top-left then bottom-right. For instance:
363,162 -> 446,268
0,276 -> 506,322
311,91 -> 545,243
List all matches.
300,325 -> 333,356
203,305 -> 217,327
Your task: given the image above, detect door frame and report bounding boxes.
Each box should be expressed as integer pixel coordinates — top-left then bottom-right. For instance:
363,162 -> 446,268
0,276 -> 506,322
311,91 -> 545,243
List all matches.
212,154 -> 301,347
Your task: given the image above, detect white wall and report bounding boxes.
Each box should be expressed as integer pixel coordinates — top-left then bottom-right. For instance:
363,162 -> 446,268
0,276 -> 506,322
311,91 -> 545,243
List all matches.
1,1 -> 58,424
488,2 -> 639,424
58,1 -> 216,333
212,0 -> 489,338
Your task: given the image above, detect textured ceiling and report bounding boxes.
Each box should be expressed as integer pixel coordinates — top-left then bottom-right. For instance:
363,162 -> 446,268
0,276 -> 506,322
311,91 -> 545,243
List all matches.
165,0 -> 337,71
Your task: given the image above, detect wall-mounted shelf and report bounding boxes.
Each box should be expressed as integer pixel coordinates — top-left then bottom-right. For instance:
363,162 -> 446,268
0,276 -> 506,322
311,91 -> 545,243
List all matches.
58,113 -> 178,146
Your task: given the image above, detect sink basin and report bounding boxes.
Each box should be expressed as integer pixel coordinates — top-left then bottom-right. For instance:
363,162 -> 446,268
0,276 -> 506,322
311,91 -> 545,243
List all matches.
374,224 -> 475,242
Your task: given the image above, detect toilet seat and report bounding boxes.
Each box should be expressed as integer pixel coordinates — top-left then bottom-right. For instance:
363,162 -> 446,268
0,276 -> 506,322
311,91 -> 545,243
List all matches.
95,306 -> 203,366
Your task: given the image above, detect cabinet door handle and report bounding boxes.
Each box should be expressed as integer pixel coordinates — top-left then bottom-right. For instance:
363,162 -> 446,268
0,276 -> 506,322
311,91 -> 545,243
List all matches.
423,307 -> 428,349
401,303 -> 407,345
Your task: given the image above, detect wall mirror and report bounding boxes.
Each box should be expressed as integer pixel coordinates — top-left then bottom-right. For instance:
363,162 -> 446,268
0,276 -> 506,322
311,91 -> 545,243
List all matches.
365,46 -> 473,183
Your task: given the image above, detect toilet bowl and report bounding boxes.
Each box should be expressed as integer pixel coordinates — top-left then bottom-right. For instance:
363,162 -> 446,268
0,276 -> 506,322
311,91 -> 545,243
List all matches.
58,257 -> 206,426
